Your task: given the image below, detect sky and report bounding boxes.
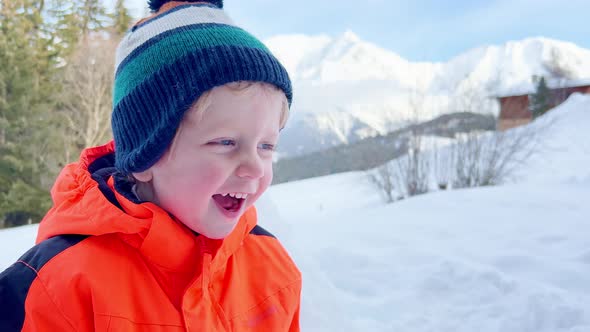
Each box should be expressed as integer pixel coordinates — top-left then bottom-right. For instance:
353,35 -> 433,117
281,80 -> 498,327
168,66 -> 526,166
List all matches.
122,0 -> 590,62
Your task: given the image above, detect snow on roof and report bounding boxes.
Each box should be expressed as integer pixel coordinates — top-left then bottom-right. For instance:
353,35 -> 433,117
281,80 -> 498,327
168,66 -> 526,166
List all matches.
495,77 -> 590,98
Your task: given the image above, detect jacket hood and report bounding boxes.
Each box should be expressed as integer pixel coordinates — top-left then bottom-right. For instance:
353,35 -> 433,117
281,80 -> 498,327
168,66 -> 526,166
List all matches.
37,141 -> 258,271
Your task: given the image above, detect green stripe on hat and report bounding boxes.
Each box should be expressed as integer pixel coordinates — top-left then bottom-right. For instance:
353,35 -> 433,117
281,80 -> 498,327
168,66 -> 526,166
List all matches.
113,25 -> 268,106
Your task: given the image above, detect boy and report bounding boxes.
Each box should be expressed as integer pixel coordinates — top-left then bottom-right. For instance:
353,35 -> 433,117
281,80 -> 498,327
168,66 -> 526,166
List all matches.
0,1 -> 301,331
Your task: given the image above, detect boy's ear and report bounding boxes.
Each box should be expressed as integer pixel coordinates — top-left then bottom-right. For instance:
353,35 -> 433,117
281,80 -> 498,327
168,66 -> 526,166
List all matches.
132,169 -> 153,182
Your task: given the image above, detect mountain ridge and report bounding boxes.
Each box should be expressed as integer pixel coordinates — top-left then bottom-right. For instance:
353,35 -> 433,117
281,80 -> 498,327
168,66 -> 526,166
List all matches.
264,33 -> 590,157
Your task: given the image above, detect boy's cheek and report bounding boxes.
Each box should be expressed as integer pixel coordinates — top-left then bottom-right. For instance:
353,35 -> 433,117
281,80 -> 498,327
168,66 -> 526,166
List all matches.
263,172 -> 273,188
249,171 -> 273,205
263,166 -> 273,188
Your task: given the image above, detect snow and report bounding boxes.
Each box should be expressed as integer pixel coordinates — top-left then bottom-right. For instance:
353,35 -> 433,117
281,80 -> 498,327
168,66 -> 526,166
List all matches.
514,93 -> 590,184
266,33 -> 590,100
2,95 -> 590,331
0,224 -> 38,270
267,94 -> 590,331
264,34 -> 332,81
496,78 -> 590,98
269,181 -> 590,332
264,33 -> 590,157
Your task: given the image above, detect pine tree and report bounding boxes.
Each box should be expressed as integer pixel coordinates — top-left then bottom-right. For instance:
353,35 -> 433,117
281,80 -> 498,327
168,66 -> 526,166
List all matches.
49,0 -> 110,57
111,0 -> 133,37
530,76 -> 551,119
0,0 -> 58,226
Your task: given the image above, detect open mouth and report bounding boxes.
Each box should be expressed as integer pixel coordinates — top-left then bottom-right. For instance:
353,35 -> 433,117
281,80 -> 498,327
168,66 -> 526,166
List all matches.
212,193 -> 247,213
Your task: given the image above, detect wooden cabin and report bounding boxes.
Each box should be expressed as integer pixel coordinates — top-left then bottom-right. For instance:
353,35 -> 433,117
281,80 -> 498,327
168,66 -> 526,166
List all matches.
497,81 -> 590,131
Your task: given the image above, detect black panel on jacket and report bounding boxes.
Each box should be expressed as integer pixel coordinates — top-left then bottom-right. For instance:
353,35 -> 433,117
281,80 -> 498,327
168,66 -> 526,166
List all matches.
249,225 -> 276,238
0,235 -> 88,331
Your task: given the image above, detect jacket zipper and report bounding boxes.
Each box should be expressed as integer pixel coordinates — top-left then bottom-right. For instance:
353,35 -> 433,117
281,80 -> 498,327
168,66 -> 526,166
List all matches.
197,236 -> 231,331
199,236 -> 212,296
182,236 -> 213,331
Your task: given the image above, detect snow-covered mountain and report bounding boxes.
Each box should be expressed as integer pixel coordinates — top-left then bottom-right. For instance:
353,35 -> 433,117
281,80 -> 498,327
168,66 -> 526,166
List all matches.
266,32 -> 590,157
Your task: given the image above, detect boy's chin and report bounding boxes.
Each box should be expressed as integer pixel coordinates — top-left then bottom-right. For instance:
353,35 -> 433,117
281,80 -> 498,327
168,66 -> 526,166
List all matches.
193,219 -> 239,240
204,233 -> 231,240
202,228 -> 233,240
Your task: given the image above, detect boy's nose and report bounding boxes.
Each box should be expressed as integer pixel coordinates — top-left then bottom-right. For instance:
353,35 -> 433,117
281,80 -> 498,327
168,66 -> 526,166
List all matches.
236,150 -> 265,179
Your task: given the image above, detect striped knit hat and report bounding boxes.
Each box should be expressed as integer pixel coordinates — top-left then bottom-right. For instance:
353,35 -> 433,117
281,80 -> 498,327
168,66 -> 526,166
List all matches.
112,0 -> 292,174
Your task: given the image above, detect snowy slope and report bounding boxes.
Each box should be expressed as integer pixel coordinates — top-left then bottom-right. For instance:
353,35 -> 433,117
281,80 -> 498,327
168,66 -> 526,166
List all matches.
1,96 -> 589,331
267,33 -> 590,156
0,225 -> 38,271
268,177 -> 590,332
265,94 -> 590,331
515,93 -> 590,184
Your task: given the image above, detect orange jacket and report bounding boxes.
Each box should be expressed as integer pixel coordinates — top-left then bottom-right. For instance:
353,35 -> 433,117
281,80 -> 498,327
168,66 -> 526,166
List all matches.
0,142 -> 301,331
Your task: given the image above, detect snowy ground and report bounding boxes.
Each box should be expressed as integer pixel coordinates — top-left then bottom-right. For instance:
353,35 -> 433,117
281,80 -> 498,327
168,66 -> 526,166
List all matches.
1,95 -> 589,331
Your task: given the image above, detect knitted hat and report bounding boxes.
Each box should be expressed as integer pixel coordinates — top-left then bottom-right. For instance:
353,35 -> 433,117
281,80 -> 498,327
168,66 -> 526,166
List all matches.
112,0 -> 292,174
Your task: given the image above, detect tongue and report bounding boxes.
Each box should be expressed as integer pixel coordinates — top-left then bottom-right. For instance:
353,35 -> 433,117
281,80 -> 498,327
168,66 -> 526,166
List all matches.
212,194 -> 240,211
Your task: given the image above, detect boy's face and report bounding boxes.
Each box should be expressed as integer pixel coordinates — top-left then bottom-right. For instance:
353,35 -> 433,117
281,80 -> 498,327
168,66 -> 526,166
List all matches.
134,84 -> 284,239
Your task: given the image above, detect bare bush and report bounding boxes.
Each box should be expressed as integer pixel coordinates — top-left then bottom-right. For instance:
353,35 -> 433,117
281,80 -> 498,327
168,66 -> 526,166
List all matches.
396,135 -> 430,197
368,89 -> 431,202
368,162 -> 396,203
432,144 -> 454,190
451,121 -> 546,188
368,139 -> 430,203
448,74 -> 548,188
369,74 -> 548,202
56,34 -> 116,163
371,122 -> 545,201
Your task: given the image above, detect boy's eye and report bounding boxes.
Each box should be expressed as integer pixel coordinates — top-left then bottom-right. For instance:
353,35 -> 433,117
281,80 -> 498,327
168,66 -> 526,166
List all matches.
219,139 -> 235,146
259,143 -> 276,151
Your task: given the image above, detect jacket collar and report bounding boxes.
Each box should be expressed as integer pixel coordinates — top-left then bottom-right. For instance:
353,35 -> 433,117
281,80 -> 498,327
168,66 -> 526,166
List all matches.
37,141 -> 258,272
